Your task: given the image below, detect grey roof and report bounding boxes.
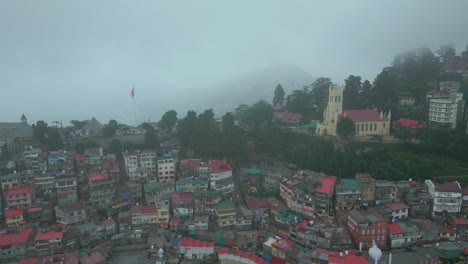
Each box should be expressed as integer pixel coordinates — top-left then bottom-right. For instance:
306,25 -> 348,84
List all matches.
79,117 -> 104,132
0,122 -> 33,139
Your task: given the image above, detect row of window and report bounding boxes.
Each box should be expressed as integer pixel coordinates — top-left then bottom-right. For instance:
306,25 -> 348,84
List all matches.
431,103 -> 453,107
429,111 -> 452,117
356,122 -> 384,133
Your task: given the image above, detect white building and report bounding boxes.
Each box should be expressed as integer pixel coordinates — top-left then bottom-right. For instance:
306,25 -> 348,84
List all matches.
157,151 -> 178,183
123,150 -> 157,182
384,202 -> 409,221
425,180 -> 462,217
55,202 -> 86,225
427,91 -> 464,129
178,237 -> 214,260
209,158 -> 234,194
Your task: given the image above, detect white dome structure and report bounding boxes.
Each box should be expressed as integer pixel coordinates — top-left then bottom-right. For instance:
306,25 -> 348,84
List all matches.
368,241 -> 382,264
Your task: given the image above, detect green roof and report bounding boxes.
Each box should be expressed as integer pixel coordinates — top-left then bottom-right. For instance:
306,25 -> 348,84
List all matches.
275,209 -> 299,223
440,249 -> 462,259
302,123 -> 317,129
215,200 -> 235,210
245,165 -> 262,175
144,182 -> 162,193
157,151 -> 178,160
180,177 -> 209,185
287,163 -> 297,168
0,173 -> 18,181
338,179 -> 361,191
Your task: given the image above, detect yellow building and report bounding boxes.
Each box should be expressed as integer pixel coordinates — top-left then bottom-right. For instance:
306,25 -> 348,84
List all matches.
156,200 -> 170,228
317,84 -> 343,136
340,109 -> 390,136
5,208 -> 25,228
214,200 -> 236,228
317,83 -> 391,137
0,172 -> 19,191
398,95 -> 416,106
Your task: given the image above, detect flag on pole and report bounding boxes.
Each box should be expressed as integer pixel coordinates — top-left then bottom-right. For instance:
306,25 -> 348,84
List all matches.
131,86 -> 135,98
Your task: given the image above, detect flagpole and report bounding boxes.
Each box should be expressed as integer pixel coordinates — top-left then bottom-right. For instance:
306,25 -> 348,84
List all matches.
133,83 -> 137,127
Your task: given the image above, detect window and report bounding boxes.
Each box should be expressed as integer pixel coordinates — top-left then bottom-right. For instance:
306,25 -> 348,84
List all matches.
374,123 -> 377,130
365,124 -> 368,131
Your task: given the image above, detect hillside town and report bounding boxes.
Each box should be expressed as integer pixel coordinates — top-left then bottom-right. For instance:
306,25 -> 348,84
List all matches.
1,53 -> 468,264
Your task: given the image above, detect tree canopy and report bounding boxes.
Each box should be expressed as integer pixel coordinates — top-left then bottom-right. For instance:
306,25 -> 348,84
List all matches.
103,119 -> 119,137
159,110 -> 178,132
337,117 -> 355,139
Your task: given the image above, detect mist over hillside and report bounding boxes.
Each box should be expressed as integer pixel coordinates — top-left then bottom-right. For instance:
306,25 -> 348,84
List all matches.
145,64 -> 315,119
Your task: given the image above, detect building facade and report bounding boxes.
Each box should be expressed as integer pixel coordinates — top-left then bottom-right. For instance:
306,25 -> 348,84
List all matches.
123,150 -> 157,182
157,151 -> 178,183
209,158 -> 234,194
425,180 -> 462,217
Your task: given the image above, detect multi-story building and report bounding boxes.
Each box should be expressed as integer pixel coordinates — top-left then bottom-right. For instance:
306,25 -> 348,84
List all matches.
131,204 -> 158,229
335,179 -> 361,210
88,173 -> 115,207
194,190 -> 222,213
0,228 -> 34,262
384,202 -> 409,221
127,181 -> 143,201
5,208 -> 25,228
346,209 -> 388,248
55,202 -> 86,225
34,171 -> 56,192
209,158 -> 234,194
425,180 -> 462,217
427,88 -> 464,129
355,173 -> 375,206
157,151 -> 178,183
279,172 -> 336,217
215,200 -> 237,228
34,224 -> 67,256
156,200 -> 170,228
178,159 -> 209,179
172,192 -> 194,217
289,218 -> 353,250
176,177 -> 209,192
55,174 -> 78,205
0,172 -> 19,191
375,180 -> 398,205
4,185 -> 33,208
123,150 -> 157,182
144,182 -> 163,204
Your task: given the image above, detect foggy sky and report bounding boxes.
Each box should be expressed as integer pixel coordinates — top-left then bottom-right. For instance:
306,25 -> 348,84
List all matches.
1,0 -> 468,125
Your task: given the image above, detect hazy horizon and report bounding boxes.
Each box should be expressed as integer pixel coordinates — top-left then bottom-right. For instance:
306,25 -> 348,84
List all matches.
2,1 -> 468,125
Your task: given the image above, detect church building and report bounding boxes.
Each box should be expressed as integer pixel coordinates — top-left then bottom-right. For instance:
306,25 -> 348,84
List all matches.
316,84 -> 391,137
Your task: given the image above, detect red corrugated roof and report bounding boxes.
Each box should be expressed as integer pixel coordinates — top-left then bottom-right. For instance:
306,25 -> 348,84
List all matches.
439,225 -> 455,234
388,222 -> 404,235
385,202 -> 409,211
328,253 -> 370,264
35,224 -> 66,241
89,173 -> 110,182
209,159 -> 232,174
0,228 -> 33,247
179,159 -> 199,170
451,217 -> 468,226
111,168 -> 120,173
19,257 -> 37,264
4,185 -> 33,197
392,118 -> 425,129
178,237 -> 215,248
339,109 -> 389,122
5,208 -> 23,218
316,176 -> 337,194
218,248 -> 229,255
433,181 -> 461,193
74,154 -> 86,161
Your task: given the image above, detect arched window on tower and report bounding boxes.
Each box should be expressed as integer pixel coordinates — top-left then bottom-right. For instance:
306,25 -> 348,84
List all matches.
338,96 -> 340,102
335,96 -> 337,102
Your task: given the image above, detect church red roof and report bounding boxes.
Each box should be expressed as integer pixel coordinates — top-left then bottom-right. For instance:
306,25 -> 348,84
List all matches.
339,109 -> 389,122
392,118 -> 425,129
